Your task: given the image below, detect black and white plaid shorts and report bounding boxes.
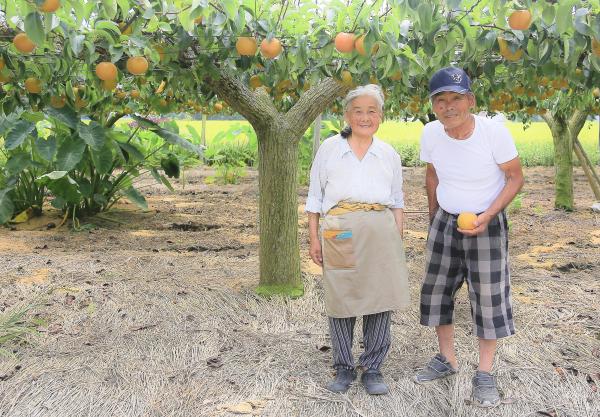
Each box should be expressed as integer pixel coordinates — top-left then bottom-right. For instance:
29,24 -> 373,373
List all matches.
419,208 -> 515,339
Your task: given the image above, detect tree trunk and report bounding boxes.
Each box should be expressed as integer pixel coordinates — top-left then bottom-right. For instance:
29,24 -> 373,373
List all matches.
255,126 -> 303,296
542,113 -> 573,210
541,110 -> 587,210
207,71 -> 349,296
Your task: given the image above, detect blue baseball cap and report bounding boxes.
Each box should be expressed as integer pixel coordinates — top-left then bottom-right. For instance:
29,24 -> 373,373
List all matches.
429,67 -> 472,97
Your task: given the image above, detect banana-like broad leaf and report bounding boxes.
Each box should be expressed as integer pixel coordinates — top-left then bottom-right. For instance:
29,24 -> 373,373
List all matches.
4,120 -> 36,150
37,171 -> 82,204
131,115 -> 204,156
123,186 -> 148,210
91,144 -> 113,174
78,121 -> 106,150
37,171 -> 68,181
56,137 -> 86,171
0,189 -> 15,225
35,135 -> 57,161
117,142 -> 144,163
5,153 -> 32,175
46,107 -> 79,129
150,168 -> 174,191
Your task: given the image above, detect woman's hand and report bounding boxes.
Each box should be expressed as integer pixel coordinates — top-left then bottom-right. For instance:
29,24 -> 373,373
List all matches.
307,212 -> 323,267
309,239 -> 323,267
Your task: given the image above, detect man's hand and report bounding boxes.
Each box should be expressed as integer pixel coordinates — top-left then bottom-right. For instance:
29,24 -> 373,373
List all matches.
309,239 -> 323,267
457,212 -> 493,236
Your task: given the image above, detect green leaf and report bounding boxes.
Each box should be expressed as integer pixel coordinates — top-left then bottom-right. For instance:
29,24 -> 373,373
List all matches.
58,180 -> 82,204
556,3 -> 573,35
131,115 -> 204,156
542,5 -> 556,26
0,189 -> 15,225
77,121 -> 106,150
123,186 -> 148,210
91,144 -> 113,174
35,135 -> 57,161
101,0 -> 118,19
160,175 -> 174,191
117,142 -> 144,163
24,12 -> 45,46
37,171 -> 68,181
37,173 -> 81,204
6,153 -> 32,175
4,120 -> 36,150
56,137 -> 86,171
46,107 -> 79,129
69,34 -> 86,55
417,3 -> 432,33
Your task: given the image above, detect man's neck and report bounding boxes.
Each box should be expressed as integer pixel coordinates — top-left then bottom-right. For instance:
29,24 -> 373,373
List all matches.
444,115 -> 475,140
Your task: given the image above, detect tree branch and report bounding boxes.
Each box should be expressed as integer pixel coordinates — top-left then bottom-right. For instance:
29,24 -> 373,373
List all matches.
284,78 -> 350,137
205,70 -> 278,132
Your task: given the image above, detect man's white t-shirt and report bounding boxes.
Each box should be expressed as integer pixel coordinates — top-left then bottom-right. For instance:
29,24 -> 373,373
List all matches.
419,115 -> 518,215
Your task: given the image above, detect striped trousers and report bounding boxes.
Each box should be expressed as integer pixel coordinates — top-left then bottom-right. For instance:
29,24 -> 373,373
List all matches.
328,311 -> 392,371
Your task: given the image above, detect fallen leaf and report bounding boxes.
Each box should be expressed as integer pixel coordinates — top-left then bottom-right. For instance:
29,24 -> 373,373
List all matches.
225,402 -> 253,414
500,397 -> 518,404
12,207 -> 33,223
317,345 -> 331,352
537,409 -> 557,417
207,356 -> 223,368
248,399 -> 268,408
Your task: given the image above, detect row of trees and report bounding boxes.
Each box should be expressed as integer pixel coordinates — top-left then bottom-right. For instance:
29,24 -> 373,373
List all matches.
1,0 -> 599,295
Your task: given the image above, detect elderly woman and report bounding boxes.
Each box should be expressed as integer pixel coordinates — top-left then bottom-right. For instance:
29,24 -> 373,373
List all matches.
305,84 -> 410,395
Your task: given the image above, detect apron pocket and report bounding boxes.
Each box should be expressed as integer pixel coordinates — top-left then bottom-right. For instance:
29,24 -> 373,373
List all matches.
323,229 -> 356,270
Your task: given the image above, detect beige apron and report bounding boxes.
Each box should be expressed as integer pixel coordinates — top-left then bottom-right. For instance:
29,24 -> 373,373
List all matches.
321,204 -> 411,318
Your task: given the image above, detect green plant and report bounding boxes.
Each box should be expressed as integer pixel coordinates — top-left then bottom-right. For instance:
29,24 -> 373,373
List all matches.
0,109 -> 202,224
0,303 -> 43,358
204,123 -> 258,167
508,192 -> 524,214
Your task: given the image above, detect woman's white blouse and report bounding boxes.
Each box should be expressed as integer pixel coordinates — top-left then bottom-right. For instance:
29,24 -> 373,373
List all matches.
305,134 -> 405,215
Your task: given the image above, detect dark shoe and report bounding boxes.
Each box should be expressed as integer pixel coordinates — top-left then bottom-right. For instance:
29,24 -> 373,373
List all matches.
326,368 -> 357,393
472,371 -> 501,407
414,353 -> 457,384
361,369 -> 389,395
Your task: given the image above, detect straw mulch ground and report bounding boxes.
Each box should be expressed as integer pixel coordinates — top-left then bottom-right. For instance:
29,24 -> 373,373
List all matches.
0,166 -> 599,417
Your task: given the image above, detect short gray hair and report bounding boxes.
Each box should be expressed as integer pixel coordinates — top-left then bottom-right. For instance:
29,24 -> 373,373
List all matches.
343,84 -> 385,113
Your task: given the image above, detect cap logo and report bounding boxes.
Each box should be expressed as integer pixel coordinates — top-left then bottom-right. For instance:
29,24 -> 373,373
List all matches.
450,73 -> 462,83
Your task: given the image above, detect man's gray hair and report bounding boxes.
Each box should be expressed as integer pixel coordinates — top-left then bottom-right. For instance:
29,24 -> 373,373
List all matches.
342,84 -> 385,113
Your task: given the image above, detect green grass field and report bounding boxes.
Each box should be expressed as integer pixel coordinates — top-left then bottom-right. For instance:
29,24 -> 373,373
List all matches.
173,119 -> 600,167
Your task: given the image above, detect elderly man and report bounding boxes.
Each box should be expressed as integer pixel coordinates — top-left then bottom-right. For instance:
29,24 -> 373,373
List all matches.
414,67 -> 524,408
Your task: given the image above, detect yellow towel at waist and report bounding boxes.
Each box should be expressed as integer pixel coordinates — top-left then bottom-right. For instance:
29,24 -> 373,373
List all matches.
327,201 -> 388,216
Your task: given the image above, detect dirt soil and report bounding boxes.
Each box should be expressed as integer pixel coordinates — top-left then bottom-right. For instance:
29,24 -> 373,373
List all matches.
0,166 -> 599,417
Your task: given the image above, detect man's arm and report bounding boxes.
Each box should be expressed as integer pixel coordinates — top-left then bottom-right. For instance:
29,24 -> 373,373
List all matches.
425,163 -> 439,221
308,212 -> 323,266
460,157 -> 524,236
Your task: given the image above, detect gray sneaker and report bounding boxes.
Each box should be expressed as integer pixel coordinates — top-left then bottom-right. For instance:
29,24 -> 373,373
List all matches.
361,369 -> 389,395
326,368 -> 357,393
472,371 -> 501,407
414,353 -> 457,384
